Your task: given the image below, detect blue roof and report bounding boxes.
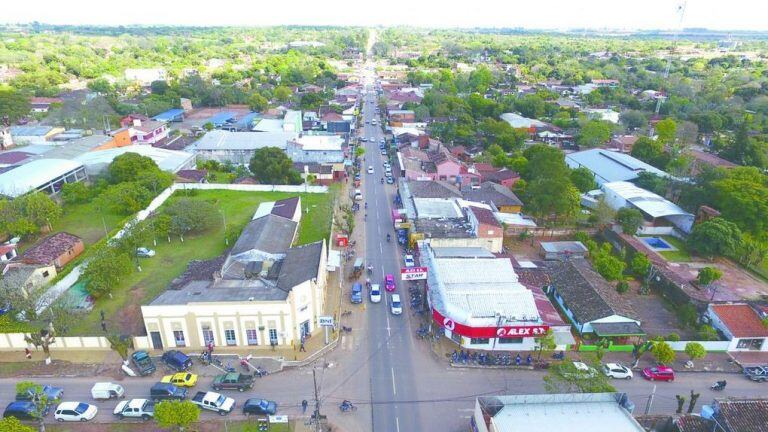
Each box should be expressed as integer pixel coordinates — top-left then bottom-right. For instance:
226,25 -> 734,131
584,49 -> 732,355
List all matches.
153,108 -> 185,122
233,112 -> 261,129
208,111 -> 237,126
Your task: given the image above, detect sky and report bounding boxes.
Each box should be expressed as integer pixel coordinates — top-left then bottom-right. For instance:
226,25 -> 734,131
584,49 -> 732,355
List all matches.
2,0 -> 766,31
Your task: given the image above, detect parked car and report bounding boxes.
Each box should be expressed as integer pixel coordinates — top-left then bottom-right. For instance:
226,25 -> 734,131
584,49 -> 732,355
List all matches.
603,363 -> 633,380
211,372 -> 254,392
243,398 -> 278,416
642,366 -> 675,382
16,385 -> 63,403
744,366 -> 768,382
161,350 -> 192,372
0,301 -> 11,315
386,176 -> 394,184
384,274 -> 396,292
149,383 -> 188,402
136,247 -> 156,258
191,391 -> 235,416
90,382 -> 125,400
113,399 -> 154,421
367,165 -> 374,174
53,402 -> 97,422
404,254 -> 415,267
390,294 -> 402,315
131,350 -> 156,376
370,284 -> 382,303
351,282 -> 363,304
3,401 -> 47,421
161,372 -> 198,387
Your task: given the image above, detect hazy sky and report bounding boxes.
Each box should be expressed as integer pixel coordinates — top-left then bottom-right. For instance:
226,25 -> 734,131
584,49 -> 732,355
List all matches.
3,0 -> 765,31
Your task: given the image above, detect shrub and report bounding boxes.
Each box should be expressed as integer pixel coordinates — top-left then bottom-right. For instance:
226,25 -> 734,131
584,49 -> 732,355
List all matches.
697,325 -> 720,341
666,333 -> 680,342
616,280 -> 629,294
651,340 -> 676,364
676,304 -> 698,328
630,253 -> 651,278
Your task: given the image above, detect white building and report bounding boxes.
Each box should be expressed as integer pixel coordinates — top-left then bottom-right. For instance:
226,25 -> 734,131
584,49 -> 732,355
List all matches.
583,108 -> 620,124
707,304 -> 768,352
124,68 -> 167,86
601,181 -> 694,234
565,148 -> 670,185
75,145 -> 196,176
0,159 -> 87,198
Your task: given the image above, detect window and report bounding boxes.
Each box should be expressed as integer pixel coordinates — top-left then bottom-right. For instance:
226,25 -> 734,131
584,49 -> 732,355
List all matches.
173,330 -> 186,347
201,328 -> 214,345
224,329 -> 237,346
471,338 -> 490,345
246,329 -> 259,346
498,337 -> 523,344
269,329 -> 278,345
42,271 -> 49,277
736,338 -> 765,350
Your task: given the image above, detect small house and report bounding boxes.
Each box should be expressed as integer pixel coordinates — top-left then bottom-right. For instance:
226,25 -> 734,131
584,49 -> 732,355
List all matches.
22,232 -> 84,269
539,241 -> 588,261
708,304 -> 768,352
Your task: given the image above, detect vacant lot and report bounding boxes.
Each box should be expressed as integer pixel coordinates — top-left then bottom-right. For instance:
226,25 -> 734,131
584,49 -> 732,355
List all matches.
65,188 -> 335,336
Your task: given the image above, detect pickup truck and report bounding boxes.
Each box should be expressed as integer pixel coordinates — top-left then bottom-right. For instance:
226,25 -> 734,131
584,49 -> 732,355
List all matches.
211,372 -> 254,392
113,399 -> 154,420
744,366 -> 768,382
191,391 -> 235,415
131,351 -> 156,376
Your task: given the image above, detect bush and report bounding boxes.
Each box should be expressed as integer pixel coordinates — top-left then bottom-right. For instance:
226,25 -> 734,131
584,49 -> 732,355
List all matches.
676,304 -> 698,328
616,207 -> 644,234
616,280 -> 629,294
666,332 -> 680,342
573,231 -> 591,245
630,253 -> 651,278
61,182 -> 93,205
697,324 -> 720,341
651,340 -> 676,364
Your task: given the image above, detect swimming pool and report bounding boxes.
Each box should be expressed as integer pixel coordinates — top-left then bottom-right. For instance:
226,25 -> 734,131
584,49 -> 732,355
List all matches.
640,236 -> 675,251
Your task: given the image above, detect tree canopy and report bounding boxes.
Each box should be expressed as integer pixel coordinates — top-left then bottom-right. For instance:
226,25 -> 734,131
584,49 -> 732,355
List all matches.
249,147 -> 302,185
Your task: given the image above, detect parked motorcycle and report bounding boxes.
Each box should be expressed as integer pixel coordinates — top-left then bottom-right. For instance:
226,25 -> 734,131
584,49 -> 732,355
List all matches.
711,380 -> 727,391
341,326 -> 353,333
253,366 -> 268,378
340,400 -> 357,412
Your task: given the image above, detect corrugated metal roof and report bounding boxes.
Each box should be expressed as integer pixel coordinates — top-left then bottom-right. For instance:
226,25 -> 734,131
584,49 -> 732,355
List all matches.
566,149 -> 669,184
0,159 -> 84,198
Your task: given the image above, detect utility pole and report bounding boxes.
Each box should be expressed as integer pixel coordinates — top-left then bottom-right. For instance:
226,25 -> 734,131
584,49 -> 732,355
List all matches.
644,384 -> 657,415
648,1 -> 687,137
312,367 -> 322,432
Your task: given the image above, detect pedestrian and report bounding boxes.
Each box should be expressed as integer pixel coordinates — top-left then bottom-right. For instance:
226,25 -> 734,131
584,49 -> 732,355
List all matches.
24,347 -> 32,360
100,320 -> 107,332
302,399 -> 308,413
207,341 -> 214,355
300,341 -> 306,352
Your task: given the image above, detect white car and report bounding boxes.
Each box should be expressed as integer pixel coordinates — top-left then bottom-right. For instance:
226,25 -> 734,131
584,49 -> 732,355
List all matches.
54,402 -> 98,422
136,247 -> 156,258
367,166 -> 374,174
404,254 -> 415,267
603,363 -> 633,379
370,284 -> 382,303
390,294 -> 402,315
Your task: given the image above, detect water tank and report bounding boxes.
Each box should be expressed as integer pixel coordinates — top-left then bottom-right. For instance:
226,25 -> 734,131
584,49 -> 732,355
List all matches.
701,405 -> 715,419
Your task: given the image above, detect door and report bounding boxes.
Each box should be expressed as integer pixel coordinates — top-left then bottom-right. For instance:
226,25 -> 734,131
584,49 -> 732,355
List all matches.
150,331 -> 163,350
300,321 -> 310,338
269,329 -> 278,346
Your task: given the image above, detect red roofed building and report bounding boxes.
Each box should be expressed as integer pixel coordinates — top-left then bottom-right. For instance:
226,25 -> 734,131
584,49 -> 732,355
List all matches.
467,206 -> 503,252
708,304 -> 768,352
22,232 -> 84,269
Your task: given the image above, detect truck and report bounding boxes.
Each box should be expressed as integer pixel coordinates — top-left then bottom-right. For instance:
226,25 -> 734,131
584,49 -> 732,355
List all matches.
191,391 -> 235,416
130,351 -> 156,376
91,382 -> 125,400
744,366 -> 768,382
113,399 -> 154,420
211,372 -> 254,392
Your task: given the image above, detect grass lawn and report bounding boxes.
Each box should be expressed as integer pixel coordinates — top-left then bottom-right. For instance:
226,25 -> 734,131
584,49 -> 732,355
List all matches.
53,201 -> 127,246
65,188 -> 335,336
656,236 -> 692,262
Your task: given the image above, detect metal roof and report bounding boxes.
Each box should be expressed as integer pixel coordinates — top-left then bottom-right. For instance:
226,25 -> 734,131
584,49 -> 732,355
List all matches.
413,198 -> 463,219
500,113 -> 547,129
0,159 -> 84,198
152,108 -> 185,122
207,111 -> 237,126
602,181 -> 692,219
566,149 -> 669,184
194,130 -> 296,151
75,145 -> 194,174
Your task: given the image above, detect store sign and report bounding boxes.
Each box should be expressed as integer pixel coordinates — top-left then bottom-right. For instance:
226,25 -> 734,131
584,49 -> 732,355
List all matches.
401,267 -> 428,280
318,316 -> 335,327
432,309 -> 548,338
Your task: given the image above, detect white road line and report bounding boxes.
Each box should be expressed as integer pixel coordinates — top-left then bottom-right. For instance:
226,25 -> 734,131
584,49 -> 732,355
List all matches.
391,367 -> 397,395
396,417 -> 401,432
379,243 -> 383,254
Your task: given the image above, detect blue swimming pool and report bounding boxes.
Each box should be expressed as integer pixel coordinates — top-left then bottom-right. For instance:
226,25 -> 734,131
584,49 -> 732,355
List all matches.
640,236 -> 675,251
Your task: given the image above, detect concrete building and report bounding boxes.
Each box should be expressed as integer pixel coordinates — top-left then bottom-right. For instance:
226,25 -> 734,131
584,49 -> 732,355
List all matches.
285,135 -> 345,164
539,241 -> 589,261
707,304 -> 768,352
0,159 -> 87,198
124,68 -> 167,86
566,149 -> 669,185
472,393 -> 643,432
194,130 -> 297,165
600,181 -> 694,234
1,262 -> 57,297
9,126 -> 64,145
22,232 -> 84,269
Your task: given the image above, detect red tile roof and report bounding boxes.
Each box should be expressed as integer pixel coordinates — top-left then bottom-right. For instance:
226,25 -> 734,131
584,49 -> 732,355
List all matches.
468,206 -> 501,228
711,304 -> 768,338
473,163 -> 496,173
22,232 -> 82,266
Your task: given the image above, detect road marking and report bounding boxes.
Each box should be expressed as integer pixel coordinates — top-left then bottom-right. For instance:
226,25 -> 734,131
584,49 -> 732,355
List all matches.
379,243 -> 383,254
396,417 -> 400,432
391,367 -> 397,395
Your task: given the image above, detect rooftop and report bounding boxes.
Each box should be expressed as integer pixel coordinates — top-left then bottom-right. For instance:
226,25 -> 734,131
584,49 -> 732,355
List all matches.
9,126 -> 54,136
413,198 -> 463,219
0,159 -> 85,198
500,112 -> 547,129
75,145 -> 194,174
711,398 -> 768,432
23,232 -> 82,266
227,214 -> 297,262
152,108 -> 185,122
540,241 -> 589,254
602,181 -> 693,220
710,304 -> 768,338
566,149 -> 669,184
276,241 -> 324,290
194,130 -> 296,151
271,197 -> 301,220
462,182 -> 523,208
407,180 -> 462,199
0,151 -> 34,165
468,205 -> 501,227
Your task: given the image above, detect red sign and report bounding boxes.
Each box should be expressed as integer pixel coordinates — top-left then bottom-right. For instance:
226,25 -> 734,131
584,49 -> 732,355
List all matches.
432,308 -> 549,338
400,266 -> 428,281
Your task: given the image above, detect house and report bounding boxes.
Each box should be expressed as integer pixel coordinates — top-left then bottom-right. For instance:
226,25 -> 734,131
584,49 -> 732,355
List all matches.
152,108 -> 185,123
472,393 -> 643,432
689,149 -> 737,175
388,110 -> 415,123
76,145 -> 196,175
600,181 -> 694,234
285,135 -> 345,164
406,180 -> 462,199
1,263 -> 57,297
608,135 -> 639,153
583,108 -> 620,124
565,148 -> 669,185
462,182 -> 523,213
114,115 -> 169,145
124,68 -> 167,86
539,241 -> 589,260
481,169 -> 520,188
0,151 -> 34,168
194,130 -> 297,165
293,162 -> 337,185
175,169 -> 208,183
29,97 -> 62,113
449,145 -> 469,162
0,243 -> 18,263
543,259 -> 644,339
141,201 -> 327,349
9,126 -> 64,145
22,232 -> 84,269
707,304 -> 768,352
467,206 -> 504,252
675,398 -> 768,432
499,113 -> 550,131
252,197 -> 302,224
0,159 -> 87,198
592,79 -> 620,88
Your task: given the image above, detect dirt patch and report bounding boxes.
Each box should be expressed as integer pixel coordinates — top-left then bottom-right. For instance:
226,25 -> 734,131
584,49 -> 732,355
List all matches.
0,359 -> 120,379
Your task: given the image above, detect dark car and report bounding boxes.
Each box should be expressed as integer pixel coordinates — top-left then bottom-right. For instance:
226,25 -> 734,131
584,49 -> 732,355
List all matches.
161,350 -> 192,372
351,283 -> 363,304
3,401 -> 47,421
149,383 -> 188,402
15,385 -> 64,402
242,398 -> 278,416
131,350 -> 156,376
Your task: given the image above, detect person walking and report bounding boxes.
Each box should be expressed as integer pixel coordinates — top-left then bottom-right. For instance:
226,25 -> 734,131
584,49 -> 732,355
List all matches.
302,399 -> 308,414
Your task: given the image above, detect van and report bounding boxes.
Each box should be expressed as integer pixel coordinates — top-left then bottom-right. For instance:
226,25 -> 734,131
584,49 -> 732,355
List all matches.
354,189 -> 363,201
91,382 -> 125,401
385,167 -> 392,176
149,383 -> 188,402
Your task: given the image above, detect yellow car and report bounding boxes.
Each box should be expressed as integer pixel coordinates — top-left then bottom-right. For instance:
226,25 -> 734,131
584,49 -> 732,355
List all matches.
160,372 -> 198,387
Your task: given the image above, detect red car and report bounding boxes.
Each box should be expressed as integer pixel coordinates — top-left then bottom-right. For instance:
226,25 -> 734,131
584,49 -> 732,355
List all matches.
384,274 -> 396,292
642,366 -> 675,382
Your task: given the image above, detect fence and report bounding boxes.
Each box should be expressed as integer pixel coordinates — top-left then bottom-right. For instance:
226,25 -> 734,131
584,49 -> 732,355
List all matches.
578,340 -> 730,353
0,333 -> 112,351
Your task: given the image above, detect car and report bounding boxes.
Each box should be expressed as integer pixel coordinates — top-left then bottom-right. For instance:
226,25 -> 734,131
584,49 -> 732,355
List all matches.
380,138 -> 385,144
191,391 -> 235,416
212,372 -> 254,392
404,254 -> 415,267
161,372 -> 198,387
367,165 -> 374,174
53,402 -> 97,422
16,384 -> 64,403
384,274 -> 396,292
161,350 -> 192,372
351,282 -> 363,304
243,398 -> 278,416
113,399 -> 154,421
136,247 -> 156,258
90,382 -> 125,400
383,161 -> 390,168
131,350 -> 156,376
381,149 -> 387,155
0,301 -> 11,315
744,365 -> 768,382
642,366 -> 675,382
390,294 -> 402,315
3,401 -> 48,421
603,363 -> 633,380
387,176 -> 394,184
370,284 -> 382,303
149,383 -> 188,402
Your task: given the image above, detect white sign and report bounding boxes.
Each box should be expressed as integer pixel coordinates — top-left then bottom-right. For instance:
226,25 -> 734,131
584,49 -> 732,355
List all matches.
401,267 -> 428,281
318,316 -> 335,327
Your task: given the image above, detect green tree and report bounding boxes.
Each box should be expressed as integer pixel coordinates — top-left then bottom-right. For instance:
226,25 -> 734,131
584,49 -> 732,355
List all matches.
525,178 -> 580,224
535,329 -> 557,361
570,167 -> 596,193
299,92 -> 324,110
249,147 -> 302,185
87,78 -> 113,94
543,360 -> 616,393
0,416 -> 35,432
620,110 -> 647,130
651,340 -> 676,365
630,253 -> 651,278
616,207 -> 644,234
0,86 -> 31,123
17,192 -> 62,231
735,236 -> 768,267
96,182 -> 154,215
203,122 -> 214,131
687,218 -> 742,259
150,80 -> 169,95
684,342 -> 706,366
107,152 -> 162,184
631,137 -> 668,168
616,280 -> 629,294
82,245 -> 133,298
709,168 -> 768,235
154,400 -> 200,432
592,244 -> 626,281
273,85 -> 292,102
577,120 -> 612,148
163,198 -> 219,241
247,93 -> 269,112
655,118 -> 677,145
14,381 -> 50,431
696,267 -> 723,287
591,197 -> 616,229
632,340 -> 653,367
60,182 -> 92,204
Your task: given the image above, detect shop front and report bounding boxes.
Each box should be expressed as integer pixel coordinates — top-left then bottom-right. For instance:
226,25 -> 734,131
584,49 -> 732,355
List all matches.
432,308 -> 549,351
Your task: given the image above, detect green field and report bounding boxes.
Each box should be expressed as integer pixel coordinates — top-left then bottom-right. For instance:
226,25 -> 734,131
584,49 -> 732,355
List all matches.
65,188 -> 335,336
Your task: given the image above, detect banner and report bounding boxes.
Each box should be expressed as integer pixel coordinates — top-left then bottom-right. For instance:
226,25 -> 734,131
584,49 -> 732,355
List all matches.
401,267 -> 427,280
432,308 -> 549,338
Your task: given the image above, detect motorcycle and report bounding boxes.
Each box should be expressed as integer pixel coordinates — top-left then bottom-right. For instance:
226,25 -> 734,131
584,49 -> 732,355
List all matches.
552,351 -> 566,360
380,178 -> 384,184
386,234 -> 391,242
342,326 -> 352,333
711,380 -> 727,391
253,367 -> 268,378
340,400 -> 357,412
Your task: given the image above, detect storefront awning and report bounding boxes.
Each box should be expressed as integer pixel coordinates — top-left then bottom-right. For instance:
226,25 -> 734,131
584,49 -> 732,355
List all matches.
592,322 -> 645,337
